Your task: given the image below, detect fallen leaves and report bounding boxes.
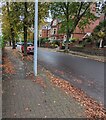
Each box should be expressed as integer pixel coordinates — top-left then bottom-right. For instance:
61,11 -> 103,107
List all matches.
2,57 -> 15,74
21,54 -> 33,61
33,76 -> 47,88
12,49 -> 19,58
13,49 -> 32,61
46,70 -> 106,119
26,72 -> 34,79
26,55 -> 33,61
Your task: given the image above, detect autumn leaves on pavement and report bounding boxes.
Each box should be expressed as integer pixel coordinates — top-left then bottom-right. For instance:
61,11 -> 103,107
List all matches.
2,47 -> 106,119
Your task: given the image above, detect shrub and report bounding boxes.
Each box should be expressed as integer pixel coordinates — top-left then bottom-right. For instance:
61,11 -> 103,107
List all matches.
70,37 -> 78,43
39,38 -> 50,44
54,40 -> 60,46
55,44 -> 58,48
51,40 -> 60,46
85,38 -> 92,43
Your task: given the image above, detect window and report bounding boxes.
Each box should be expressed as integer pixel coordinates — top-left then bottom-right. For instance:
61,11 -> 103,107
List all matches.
54,29 -> 56,35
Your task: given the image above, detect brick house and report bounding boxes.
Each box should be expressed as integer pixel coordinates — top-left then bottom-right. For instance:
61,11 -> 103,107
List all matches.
39,26 -> 48,39
72,3 -> 104,40
49,19 -> 66,41
48,17 -> 103,42
39,20 -> 66,42
39,4 -> 104,43
39,15 -> 104,42
72,15 -> 104,40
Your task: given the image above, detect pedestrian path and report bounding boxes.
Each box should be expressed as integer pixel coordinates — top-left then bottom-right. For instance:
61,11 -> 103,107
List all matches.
2,47 -> 86,118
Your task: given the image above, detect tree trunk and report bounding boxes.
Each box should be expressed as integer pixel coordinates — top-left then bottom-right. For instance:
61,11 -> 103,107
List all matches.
65,2 -> 70,52
65,29 -> 70,52
24,25 -> 27,56
33,19 -> 34,45
6,2 -> 15,49
99,39 -> 103,48
33,33 -> 34,44
23,2 -> 28,56
9,37 -> 11,46
11,28 -> 16,49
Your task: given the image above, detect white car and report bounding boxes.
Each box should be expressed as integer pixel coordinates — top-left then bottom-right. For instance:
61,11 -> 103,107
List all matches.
16,42 -> 24,52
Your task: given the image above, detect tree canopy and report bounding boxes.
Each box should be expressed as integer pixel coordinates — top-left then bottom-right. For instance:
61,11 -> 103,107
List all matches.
49,2 -> 97,50
2,2 -> 49,53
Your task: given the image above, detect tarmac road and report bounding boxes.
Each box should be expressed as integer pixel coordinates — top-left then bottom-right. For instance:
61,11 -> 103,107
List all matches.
38,48 -> 104,104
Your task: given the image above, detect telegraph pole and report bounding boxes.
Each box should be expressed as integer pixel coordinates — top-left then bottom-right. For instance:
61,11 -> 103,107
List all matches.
34,0 -> 38,76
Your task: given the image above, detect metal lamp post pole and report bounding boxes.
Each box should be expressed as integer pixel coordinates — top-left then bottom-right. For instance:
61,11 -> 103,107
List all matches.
34,0 -> 38,76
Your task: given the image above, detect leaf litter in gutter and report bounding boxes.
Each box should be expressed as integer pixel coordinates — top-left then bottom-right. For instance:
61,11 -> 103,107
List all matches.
46,70 -> 106,119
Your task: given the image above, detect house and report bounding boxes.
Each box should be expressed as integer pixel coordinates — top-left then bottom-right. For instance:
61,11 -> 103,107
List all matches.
39,3 -> 104,43
39,26 -> 48,39
39,22 -> 51,39
72,16 -> 103,40
72,3 -> 104,40
49,19 -> 66,41
69,3 -> 104,41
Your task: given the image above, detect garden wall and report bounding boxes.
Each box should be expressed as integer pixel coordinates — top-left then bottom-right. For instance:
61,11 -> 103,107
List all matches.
69,47 -> 106,56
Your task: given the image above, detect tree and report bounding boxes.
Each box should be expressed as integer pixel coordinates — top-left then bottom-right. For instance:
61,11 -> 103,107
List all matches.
92,19 -> 106,47
2,2 -> 23,48
22,2 -> 49,55
94,1 -> 106,47
50,2 -> 97,51
2,2 -> 49,55
2,3 -> 15,48
2,6 -> 11,46
23,2 -> 28,56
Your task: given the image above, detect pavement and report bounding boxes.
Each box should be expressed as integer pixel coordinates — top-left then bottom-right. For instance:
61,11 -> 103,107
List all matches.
2,47 -> 86,118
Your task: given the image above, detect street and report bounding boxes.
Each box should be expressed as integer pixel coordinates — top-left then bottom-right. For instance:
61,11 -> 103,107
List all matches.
38,48 -> 104,104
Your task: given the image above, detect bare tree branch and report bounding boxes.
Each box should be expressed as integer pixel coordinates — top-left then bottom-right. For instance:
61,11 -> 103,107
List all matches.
79,2 -> 91,19
69,2 -> 91,35
76,2 -> 84,18
61,3 -> 67,16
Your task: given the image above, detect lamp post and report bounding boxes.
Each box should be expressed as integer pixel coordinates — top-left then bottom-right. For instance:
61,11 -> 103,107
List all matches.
34,0 -> 38,76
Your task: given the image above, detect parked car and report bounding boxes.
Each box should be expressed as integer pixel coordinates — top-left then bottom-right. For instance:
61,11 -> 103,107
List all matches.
16,42 -> 24,52
21,42 -> 34,54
